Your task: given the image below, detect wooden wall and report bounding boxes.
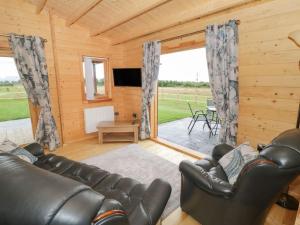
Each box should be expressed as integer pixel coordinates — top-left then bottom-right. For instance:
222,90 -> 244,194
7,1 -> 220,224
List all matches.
0,0 -> 139,144
0,0 -> 62,139
120,1 -> 300,202
120,0 -> 300,147
0,0 -> 299,148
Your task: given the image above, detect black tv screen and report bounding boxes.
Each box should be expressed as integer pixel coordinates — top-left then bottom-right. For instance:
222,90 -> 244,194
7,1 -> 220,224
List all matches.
113,68 -> 142,87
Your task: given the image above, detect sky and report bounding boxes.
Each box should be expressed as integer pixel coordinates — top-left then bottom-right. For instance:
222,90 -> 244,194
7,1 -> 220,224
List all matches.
0,47 -> 209,82
159,47 -> 209,82
0,57 -> 19,81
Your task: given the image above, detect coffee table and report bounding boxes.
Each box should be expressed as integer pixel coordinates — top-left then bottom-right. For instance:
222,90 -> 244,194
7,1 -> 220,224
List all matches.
97,121 -> 139,144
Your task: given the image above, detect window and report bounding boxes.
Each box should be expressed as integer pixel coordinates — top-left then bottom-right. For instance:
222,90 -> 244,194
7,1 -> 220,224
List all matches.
82,56 -> 110,101
0,56 -> 34,144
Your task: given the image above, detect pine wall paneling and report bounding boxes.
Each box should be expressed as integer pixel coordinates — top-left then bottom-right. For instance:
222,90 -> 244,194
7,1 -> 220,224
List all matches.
0,0 -> 127,144
120,0 -> 300,147
0,0 -> 62,140
119,0 -> 300,206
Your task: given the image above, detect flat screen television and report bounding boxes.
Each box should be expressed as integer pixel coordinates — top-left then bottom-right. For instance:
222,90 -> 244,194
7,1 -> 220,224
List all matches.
113,68 -> 142,87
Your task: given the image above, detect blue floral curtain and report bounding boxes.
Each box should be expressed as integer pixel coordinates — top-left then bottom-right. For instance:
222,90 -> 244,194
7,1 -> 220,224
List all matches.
205,20 -> 239,146
8,34 -> 60,151
140,41 -> 161,140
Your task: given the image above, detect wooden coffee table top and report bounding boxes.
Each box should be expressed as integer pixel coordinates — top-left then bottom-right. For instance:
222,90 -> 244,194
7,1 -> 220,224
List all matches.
97,121 -> 138,129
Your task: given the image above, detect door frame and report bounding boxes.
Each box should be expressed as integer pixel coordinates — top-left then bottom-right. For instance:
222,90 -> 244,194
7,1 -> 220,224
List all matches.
149,42 -> 207,159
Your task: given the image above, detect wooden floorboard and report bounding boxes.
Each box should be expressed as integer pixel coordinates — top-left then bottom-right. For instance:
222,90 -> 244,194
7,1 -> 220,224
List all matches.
49,138 -> 297,225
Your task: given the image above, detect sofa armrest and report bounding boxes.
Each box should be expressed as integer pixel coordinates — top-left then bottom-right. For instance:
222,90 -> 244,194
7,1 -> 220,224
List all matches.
23,143 -> 44,157
179,160 -> 233,198
212,144 -> 234,161
133,179 -> 171,225
93,199 -> 129,225
93,210 -> 128,225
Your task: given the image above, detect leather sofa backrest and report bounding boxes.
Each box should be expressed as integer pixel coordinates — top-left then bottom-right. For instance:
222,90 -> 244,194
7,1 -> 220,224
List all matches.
0,153 -> 107,225
260,129 -> 300,169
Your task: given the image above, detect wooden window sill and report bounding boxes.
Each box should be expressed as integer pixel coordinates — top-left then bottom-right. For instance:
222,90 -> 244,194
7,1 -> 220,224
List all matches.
84,98 -> 112,104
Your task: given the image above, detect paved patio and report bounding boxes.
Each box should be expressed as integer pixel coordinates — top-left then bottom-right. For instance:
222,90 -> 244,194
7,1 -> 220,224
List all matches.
158,117 -> 218,155
0,118 -> 34,145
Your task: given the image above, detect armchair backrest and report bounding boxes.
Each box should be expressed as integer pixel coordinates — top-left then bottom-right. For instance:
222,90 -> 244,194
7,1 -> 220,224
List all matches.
231,129 -> 300,216
261,129 -> 300,169
227,129 -> 300,225
236,129 -> 300,184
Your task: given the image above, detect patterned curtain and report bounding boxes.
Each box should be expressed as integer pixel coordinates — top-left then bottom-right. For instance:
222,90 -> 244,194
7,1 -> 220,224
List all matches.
8,34 -> 60,151
140,41 -> 161,140
205,20 -> 239,146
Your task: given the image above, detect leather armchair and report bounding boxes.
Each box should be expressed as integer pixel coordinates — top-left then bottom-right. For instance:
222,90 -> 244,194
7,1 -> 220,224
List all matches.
180,129 -> 300,225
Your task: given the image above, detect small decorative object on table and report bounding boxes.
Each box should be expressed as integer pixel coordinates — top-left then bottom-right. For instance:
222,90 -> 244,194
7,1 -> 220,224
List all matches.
132,113 -> 138,124
114,111 -> 119,121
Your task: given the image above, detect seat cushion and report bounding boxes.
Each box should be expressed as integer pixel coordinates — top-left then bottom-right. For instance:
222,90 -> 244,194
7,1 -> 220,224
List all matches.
34,154 -> 148,216
208,165 -> 229,182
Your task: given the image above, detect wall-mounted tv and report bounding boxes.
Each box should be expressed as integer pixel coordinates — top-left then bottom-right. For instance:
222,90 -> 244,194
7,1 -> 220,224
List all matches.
113,68 -> 142,87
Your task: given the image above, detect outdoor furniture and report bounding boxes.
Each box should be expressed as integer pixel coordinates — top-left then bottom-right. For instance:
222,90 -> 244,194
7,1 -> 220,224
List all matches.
187,102 -> 200,130
206,105 -> 220,136
187,102 -> 211,134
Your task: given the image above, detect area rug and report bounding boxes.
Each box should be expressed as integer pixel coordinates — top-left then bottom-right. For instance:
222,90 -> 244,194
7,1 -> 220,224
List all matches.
82,144 -> 181,219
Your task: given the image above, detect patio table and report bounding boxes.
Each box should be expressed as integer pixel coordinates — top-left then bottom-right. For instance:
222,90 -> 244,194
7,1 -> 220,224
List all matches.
207,106 -> 219,136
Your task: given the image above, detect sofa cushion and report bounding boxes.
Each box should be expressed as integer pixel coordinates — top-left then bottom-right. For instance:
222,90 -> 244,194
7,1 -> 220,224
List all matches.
219,143 -> 258,184
0,152 -> 120,225
34,154 -> 148,215
31,146 -> 171,225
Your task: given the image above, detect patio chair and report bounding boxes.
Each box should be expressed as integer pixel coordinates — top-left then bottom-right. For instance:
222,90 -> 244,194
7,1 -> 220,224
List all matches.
187,102 -> 211,134
187,102 -> 200,130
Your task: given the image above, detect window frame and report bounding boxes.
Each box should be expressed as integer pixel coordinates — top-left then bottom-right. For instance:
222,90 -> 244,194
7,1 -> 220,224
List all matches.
81,56 -> 111,103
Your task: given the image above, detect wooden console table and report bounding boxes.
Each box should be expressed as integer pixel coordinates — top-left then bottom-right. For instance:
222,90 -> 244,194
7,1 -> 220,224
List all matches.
97,121 -> 139,144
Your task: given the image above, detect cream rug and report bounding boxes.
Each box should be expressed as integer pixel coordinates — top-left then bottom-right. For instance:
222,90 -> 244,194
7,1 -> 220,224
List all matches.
82,144 -> 181,219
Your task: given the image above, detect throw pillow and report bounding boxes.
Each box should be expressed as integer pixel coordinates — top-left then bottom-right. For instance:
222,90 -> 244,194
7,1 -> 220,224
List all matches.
0,139 -> 37,164
10,147 -> 38,164
219,143 -> 258,185
0,138 -> 19,152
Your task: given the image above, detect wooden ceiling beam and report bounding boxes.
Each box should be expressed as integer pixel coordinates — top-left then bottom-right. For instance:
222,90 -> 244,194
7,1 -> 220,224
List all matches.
90,0 -> 173,37
66,0 -> 104,26
112,0 -> 264,45
36,0 -> 47,14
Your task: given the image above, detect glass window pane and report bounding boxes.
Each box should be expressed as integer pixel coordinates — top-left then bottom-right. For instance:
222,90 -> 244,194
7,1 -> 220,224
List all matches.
94,62 -> 105,96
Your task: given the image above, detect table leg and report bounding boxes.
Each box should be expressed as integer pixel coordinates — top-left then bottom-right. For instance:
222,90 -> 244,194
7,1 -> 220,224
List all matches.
134,127 -> 138,143
98,131 -> 103,144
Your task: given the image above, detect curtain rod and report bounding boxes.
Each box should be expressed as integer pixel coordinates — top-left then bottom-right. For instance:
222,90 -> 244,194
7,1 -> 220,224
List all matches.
0,33 -> 47,42
159,20 -> 240,44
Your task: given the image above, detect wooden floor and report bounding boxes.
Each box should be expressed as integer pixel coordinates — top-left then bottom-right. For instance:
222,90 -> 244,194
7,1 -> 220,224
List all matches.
51,138 -> 297,225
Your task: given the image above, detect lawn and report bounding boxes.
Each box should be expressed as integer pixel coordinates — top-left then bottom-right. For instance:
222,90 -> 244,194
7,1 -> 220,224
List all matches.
0,84 -> 29,122
158,87 -> 212,124
0,98 -> 30,122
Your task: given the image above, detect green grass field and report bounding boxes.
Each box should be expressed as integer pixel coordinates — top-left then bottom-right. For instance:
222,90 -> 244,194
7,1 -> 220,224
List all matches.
158,87 -> 212,124
0,85 -> 29,122
0,85 -> 210,123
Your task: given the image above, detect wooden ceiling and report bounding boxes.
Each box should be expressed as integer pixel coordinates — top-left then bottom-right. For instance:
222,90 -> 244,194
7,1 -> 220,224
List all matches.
27,0 -> 258,45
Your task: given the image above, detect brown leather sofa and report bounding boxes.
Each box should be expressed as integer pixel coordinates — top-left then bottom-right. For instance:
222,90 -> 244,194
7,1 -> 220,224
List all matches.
180,129 -> 300,225
0,144 -> 171,225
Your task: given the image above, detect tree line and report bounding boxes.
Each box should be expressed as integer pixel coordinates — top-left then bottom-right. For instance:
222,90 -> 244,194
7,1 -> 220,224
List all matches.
0,80 -> 22,86
158,80 -> 209,88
